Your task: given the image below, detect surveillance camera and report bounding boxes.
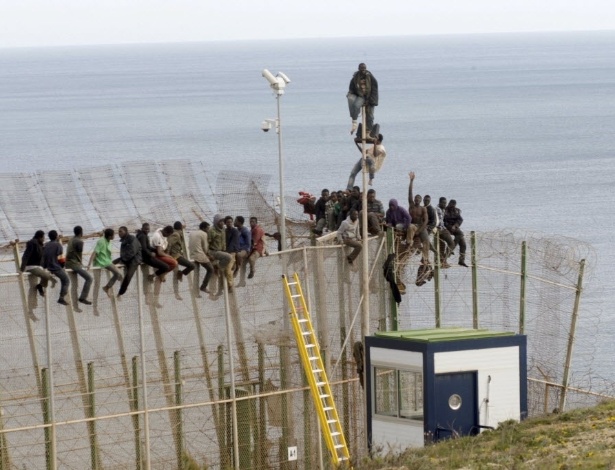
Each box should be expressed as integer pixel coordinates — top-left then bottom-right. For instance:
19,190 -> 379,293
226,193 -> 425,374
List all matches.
261,120 -> 272,132
277,72 -> 291,84
262,69 -> 278,86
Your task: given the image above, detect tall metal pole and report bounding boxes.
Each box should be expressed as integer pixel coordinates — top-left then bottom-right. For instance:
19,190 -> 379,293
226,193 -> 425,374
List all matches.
223,276 -> 240,468
136,269 -> 151,470
360,107 -> 370,453
277,95 -> 287,251
44,289 -> 57,470
360,110 -> 370,340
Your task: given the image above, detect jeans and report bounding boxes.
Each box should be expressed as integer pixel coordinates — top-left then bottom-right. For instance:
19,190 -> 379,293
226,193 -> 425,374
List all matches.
173,256 -> 195,295
70,266 -> 93,302
343,238 -> 362,262
104,263 -> 124,288
142,255 -> 170,277
50,269 -> 70,299
194,262 -> 214,291
347,93 -> 374,131
347,157 -> 375,190
25,267 -> 54,311
118,261 -> 139,296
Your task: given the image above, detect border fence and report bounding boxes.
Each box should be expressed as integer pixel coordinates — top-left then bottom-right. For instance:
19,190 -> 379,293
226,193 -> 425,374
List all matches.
0,161 -> 608,469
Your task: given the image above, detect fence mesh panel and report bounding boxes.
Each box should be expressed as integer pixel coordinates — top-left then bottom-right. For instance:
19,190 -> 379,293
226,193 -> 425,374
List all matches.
0,161 -> 607,469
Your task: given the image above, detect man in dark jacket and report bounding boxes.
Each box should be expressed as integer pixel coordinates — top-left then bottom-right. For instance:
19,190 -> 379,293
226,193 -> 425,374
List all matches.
20,230 -> 56,311
347,62 -> 378,135
42,230 -> 70,305
115,226 -> 142,297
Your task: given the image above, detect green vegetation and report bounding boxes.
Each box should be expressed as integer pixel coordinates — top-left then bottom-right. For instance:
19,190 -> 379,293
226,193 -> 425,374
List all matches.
359,400 -> 615,469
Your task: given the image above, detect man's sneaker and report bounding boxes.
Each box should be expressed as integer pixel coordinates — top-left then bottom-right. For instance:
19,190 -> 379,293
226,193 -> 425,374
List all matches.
36,284 -> 44,297
102,286 -> 112,298
50,278 -> 57,289
57,297 -> 69,306
79,298 -> 93,305
177,272 -> 183,282
248,271 -> 254,279
350,120 -> 358,134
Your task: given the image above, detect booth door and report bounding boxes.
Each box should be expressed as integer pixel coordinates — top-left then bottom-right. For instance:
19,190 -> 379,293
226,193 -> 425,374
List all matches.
434,371 -> 478,441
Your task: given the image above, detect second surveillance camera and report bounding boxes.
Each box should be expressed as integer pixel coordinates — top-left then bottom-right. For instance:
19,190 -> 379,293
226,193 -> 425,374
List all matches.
261,120 -> 272,132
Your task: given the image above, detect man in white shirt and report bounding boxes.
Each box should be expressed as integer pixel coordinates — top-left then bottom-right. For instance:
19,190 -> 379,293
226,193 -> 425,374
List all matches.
347,134 -> 386,190
337,210 -> 362,264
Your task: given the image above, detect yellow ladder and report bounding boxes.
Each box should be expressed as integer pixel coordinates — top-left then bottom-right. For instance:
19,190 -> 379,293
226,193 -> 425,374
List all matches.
282,273 -> 351,468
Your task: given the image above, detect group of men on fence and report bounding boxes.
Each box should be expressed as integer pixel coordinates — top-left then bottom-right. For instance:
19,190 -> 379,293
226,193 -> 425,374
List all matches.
19,215 -> 267,315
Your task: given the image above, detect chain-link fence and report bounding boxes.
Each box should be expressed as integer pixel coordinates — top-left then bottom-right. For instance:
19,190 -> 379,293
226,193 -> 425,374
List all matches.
0,162 -> 609,469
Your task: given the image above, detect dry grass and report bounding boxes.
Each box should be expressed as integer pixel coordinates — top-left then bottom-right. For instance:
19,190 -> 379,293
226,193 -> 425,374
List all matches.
358,400 -> 615,469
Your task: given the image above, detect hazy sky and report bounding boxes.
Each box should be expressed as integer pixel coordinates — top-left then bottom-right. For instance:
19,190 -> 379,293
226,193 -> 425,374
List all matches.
1,0 -> 614,48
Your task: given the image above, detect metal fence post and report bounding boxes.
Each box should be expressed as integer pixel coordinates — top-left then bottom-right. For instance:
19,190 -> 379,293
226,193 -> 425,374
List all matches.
471,231 -> 479,329
136,268 -> 151,470
559,259 -> 586,412
519,241 -> 528,334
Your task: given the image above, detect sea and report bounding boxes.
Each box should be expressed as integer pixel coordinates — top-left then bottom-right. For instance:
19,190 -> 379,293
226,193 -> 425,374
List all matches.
0,31 -> 613,383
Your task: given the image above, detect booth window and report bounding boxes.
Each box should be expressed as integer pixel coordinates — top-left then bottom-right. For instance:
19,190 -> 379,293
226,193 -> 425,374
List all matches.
374,367 -> 423,421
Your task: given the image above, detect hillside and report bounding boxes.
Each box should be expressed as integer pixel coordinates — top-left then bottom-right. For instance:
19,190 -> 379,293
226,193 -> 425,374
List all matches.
359,400 -> 615,469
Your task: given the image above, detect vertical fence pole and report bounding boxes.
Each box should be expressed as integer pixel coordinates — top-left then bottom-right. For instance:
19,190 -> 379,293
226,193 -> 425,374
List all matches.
41,369 -> 52,470
217,345 -> 229,469
434,231 -> 441,328
174,351 -> 183,470
131,356 -> 142,470
0,387 -> 11,470
86,362 -> 100,470
559,259 -> 586,412
519,241 -> 528,334
257,343 -> 266,470
12,243 -> 44,398
223,275 -> 240,470
44,289 -> 57,470
136,269 -> 151,470
471,231 -> 479,329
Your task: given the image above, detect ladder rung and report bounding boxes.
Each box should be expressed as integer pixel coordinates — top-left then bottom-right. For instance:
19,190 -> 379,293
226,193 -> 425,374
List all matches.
319,394 -> 330,399
338,456 -> 349,461
298,318 -> 309,323
302,331 -> 312,336
323,407 -> 333,411
327,419 -> 337,424
291,294 -> 301,298
305,344 -> 315,348
308,356 -> 318,361
312,369 -> 322,373
287,281 -> 297,285
316,381 -> 325,386
331,432 -> 341,437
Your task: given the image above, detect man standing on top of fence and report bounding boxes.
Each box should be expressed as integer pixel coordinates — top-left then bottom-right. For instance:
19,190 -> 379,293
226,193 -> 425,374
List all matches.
347,62 -> 378,136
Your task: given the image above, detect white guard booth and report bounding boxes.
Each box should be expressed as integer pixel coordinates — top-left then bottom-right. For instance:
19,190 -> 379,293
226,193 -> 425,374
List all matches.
365,327 -> 527,452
